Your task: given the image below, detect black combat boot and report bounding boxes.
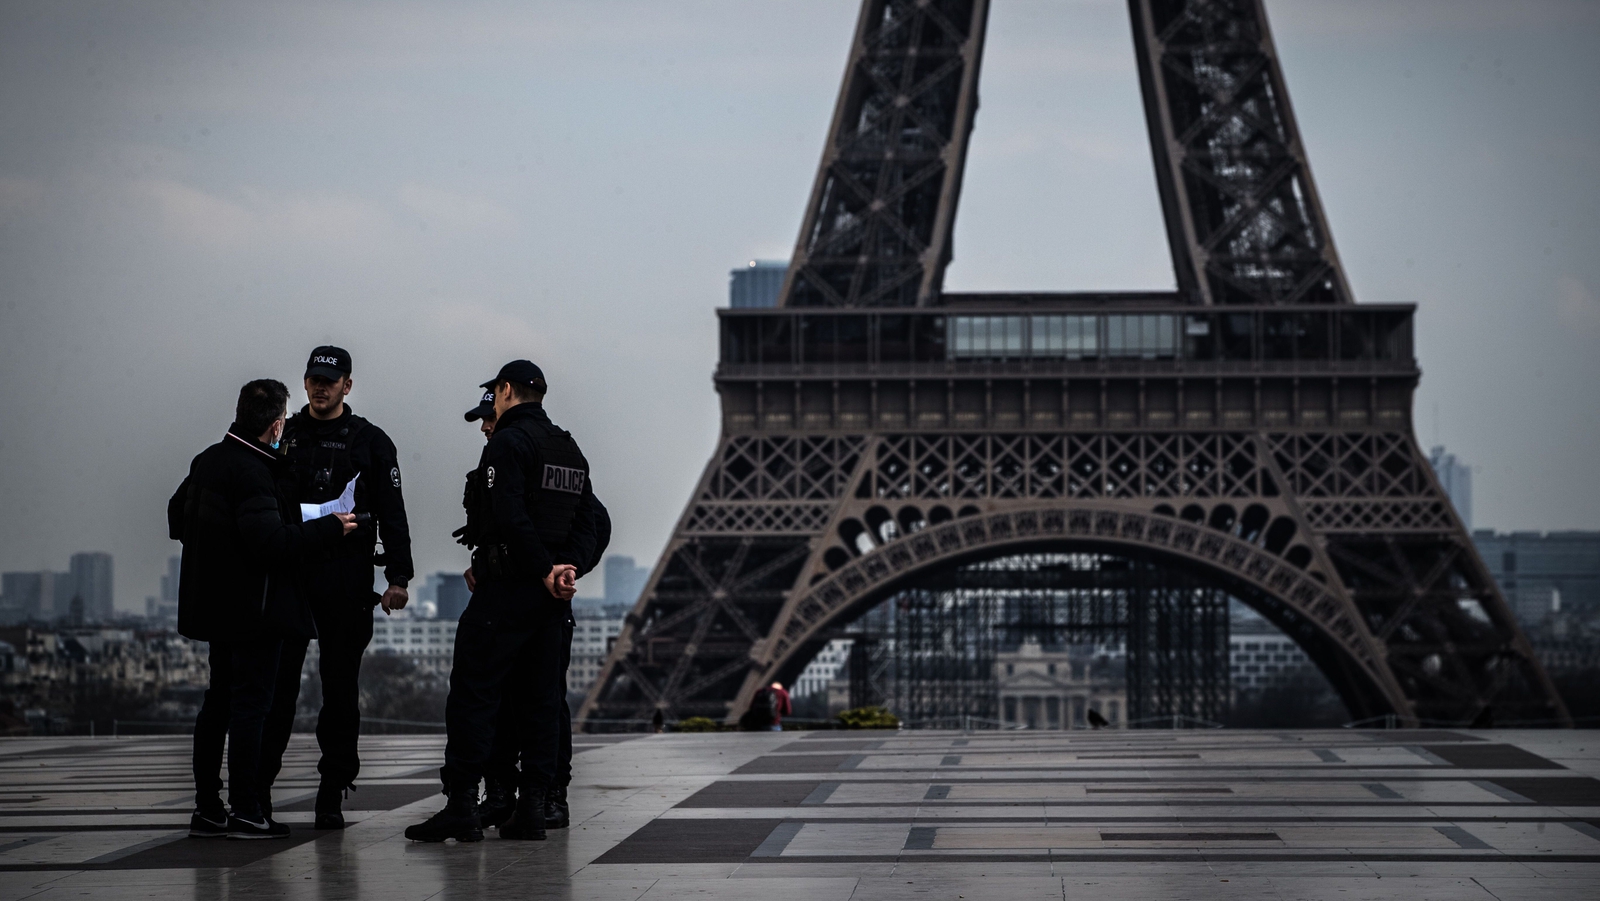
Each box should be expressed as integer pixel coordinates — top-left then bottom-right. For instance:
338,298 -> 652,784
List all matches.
499,783 -> 546,840
543,785 -> 570,830
314,781 -> 351,830
404,781 -> 484,843
477,777 -> 517,829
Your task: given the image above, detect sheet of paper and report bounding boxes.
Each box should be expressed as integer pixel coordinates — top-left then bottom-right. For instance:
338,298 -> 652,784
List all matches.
300,474 -> 358,522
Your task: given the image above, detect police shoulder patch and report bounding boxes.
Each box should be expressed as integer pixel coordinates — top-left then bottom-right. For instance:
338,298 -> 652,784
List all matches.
390,466 -> 401,488
486,466 -> 496,488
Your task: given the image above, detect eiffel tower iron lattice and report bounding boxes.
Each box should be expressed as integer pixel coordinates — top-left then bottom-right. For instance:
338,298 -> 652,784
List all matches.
578,0 -> 1569,729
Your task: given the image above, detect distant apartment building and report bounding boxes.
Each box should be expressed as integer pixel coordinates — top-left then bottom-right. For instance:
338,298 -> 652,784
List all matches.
1472,530 -> 1600,627
1230,621 -> 1314,692
729,260 -> 787,309
311,556 -> 643,686
1427,445 -> 1473,530
434,572 -> 470,621
0,640 -> 17,681
0,625 -> 207,697
347,596 -> 627,690
43,572 -> 72,621
793,639 -> 852,698
364,616 -> 459,675
569,604 -> 627,693
1,573 -> 45,624
68,553 -> 114,622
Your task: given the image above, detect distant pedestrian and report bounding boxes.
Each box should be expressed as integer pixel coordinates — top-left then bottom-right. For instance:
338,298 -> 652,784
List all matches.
767,682 -> 792,731
168,379 -> 355,839
739,682 -> 792,731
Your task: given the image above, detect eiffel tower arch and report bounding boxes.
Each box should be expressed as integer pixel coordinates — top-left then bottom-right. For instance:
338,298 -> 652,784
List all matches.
579,0 -> 1569,729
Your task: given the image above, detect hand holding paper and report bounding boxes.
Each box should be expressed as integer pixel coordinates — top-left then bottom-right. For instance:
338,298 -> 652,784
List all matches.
301,474 -> 359,523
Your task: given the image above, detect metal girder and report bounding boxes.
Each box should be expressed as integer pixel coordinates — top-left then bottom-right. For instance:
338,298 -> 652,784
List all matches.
1129,0 -> 1354,305
778,0 -> 989,308
582,427 -> 1565,727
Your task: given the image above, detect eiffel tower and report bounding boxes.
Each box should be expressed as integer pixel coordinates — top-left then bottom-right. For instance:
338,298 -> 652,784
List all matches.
579,0 -> 1569,729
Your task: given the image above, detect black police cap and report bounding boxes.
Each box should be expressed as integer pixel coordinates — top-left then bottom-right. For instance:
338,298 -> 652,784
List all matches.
305,345 -> 352,381
479,360 -> 546,391
464,389 -> 496,422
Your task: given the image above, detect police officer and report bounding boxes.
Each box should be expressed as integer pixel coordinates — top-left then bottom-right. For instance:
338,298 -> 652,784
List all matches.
407,360 -> 592,843
461,388 -> 612,834
539,489 -> 608,830
260,345 -> 413,829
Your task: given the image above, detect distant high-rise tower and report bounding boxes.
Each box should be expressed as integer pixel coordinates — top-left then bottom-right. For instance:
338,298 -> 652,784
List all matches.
160,555 -> 180,606
603,556 -> 650,607
147,554 -> 181,624
1,572 -> 44,623
729,260 -> 787,309
68,552 -> 113,622
47,570 -> 72,620
1429,446 -> 1472,530
435,572 -> 470,621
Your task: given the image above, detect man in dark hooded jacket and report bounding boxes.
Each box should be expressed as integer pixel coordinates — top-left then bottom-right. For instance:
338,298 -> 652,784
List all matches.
167,379 -> 354,839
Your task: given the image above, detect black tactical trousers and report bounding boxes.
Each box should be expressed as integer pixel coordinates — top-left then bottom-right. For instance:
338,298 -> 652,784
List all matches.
486,608 -> 575,787
260,593 -> 375,794
443,583 -> 566,789
193,638 -> 282,818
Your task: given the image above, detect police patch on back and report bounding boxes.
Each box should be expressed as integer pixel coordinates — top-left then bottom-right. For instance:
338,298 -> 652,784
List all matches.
542,463 -> 585,494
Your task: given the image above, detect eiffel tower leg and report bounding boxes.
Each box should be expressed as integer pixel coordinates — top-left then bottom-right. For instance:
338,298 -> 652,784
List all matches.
578,436 -> 862,727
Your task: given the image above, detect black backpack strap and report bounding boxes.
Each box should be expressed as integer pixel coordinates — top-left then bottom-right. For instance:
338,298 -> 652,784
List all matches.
343,413 -> 371,441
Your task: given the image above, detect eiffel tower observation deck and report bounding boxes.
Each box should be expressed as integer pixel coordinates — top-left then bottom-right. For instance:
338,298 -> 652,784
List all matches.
581,0 -> 1570,731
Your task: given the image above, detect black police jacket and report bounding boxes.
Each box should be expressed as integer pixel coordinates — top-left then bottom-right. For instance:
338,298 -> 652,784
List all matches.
282,405 -> 414,589
471,402 -> 591,582
566,493 -> 610,578
456,461 -> 608,576
166,425 -> 346,642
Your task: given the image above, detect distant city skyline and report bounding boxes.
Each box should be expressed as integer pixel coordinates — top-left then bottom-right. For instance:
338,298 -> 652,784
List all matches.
0,552 -> 113,625
2,1 -> 1597,611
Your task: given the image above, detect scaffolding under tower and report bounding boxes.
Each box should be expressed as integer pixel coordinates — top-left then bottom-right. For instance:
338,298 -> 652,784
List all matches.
840,552 -> 1231,727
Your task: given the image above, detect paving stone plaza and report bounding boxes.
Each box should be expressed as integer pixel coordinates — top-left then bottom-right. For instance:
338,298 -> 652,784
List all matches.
2,728 -> 1598,899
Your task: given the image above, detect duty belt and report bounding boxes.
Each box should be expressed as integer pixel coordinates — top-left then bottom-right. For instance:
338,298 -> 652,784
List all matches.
471,544 -> 518,582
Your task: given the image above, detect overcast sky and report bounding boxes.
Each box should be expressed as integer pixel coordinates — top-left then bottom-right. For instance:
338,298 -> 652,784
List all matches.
2,0 -> 1598,612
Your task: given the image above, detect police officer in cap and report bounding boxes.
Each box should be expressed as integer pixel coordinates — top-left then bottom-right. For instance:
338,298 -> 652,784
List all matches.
458,387 -> 611,835
407,360 -> 591,842
259,345 -> 413,828
464,388 -> 496,438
